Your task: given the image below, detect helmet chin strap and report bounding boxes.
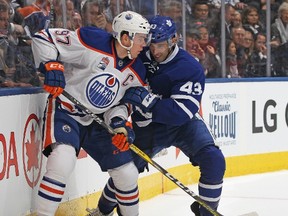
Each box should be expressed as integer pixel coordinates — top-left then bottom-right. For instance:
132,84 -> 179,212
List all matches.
118,39 -> 134,59
127,49 -> 132,59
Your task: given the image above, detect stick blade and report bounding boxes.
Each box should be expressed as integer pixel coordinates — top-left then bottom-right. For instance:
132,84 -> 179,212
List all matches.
239,212 -> 259,216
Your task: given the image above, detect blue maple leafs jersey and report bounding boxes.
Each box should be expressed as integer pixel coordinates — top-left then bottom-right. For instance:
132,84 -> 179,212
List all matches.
139,45 -> 205,126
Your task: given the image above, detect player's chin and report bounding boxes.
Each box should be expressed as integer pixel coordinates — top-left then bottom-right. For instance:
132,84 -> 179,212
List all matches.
131,52 -> 141,58
154,56 -> 162,62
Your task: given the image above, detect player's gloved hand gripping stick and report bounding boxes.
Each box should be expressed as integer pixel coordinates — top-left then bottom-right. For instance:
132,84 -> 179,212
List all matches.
39,61 -> 66,98
110,118 -> 135,151
61,90 -> 223,216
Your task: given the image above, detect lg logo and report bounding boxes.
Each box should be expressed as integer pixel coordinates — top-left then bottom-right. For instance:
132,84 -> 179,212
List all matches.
252,100 -> 288,133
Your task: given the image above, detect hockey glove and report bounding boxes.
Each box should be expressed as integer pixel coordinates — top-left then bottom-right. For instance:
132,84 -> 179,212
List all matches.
39,61 -> 65,98
111,118 -> 135,152
121,86 -> 160,112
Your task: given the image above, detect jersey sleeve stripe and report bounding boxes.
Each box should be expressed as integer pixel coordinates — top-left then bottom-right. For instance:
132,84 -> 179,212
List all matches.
76,29 -> 113,57
171,94 -> 200,108
173,100 -> 193,119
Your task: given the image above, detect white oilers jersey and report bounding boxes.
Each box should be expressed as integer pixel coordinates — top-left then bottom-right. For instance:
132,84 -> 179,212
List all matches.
32,27 -> 147,125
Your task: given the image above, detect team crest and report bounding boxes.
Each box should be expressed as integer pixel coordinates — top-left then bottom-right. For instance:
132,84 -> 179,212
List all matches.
125,13 -> 133,20
62,124 -> 71,133
97,57 -> 110,70
144,61 -> 158,74
86,74 -> 119,108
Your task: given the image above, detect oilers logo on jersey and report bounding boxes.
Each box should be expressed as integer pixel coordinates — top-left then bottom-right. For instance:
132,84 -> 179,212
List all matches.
86,74 -> 119,108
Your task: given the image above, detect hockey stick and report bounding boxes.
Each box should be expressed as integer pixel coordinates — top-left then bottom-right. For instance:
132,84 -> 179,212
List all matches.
61,90 -> 223,216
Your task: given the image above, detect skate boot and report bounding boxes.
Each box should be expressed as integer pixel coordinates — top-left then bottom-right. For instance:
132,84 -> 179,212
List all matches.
86,207 -> 114,216
190,201 -> 201,216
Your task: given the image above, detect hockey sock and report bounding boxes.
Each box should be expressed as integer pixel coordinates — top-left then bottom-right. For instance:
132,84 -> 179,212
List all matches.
195,145 -> 225,216
198,180 -> 223,216
37,176 -> 66,215
36,144 -> 77,215
108,162 -> 139,216
98,178 -> 118,214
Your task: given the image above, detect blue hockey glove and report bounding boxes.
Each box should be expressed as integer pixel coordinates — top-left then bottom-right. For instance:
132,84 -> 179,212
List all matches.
110,118 -> 135,152
39,61 -> 65,98
121,86 -> 160,112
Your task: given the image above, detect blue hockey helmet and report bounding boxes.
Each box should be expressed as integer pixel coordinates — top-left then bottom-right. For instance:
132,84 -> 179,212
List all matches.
149,15 -> 177,44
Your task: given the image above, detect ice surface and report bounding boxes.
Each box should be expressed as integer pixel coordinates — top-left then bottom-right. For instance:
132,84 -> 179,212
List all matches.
139,170 -> 288,216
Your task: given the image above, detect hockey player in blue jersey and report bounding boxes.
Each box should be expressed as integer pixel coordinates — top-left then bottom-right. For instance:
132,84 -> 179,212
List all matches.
96,15 -> 226,216
31,11 -> 151,216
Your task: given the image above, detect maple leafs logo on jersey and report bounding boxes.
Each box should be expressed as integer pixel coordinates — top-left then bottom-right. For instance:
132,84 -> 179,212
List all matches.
144,61 -> 158,74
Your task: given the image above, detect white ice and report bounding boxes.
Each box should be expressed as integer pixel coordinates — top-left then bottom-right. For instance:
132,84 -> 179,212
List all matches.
139,170 -> 288,216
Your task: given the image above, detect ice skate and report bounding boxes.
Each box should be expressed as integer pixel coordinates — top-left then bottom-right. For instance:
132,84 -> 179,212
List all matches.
190,201 -> 200,216
86,207 -> 113,216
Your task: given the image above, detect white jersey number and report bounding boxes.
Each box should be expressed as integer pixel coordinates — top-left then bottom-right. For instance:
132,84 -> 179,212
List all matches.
180,81 -> 203,95
55,30 -> 71,45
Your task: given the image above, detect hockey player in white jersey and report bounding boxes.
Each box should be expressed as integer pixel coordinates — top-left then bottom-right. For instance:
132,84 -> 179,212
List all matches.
31,11 -> 151,216
96,15 -> 226,216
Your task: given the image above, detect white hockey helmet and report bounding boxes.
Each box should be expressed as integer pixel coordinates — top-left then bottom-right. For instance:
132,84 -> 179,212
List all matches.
112,11 -> 150,57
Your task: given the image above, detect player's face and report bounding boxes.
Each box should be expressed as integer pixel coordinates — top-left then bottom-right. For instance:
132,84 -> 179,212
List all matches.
149,41 -> 170,62
130,33 -> 150,58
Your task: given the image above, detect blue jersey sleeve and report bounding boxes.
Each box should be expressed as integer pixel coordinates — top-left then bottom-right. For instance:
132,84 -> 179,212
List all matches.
151,51 -> 205,126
